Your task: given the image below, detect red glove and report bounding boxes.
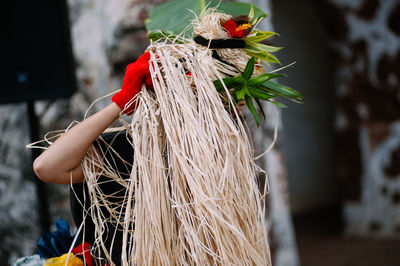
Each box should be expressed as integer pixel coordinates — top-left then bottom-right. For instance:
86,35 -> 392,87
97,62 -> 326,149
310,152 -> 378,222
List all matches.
112,52 -> 153,115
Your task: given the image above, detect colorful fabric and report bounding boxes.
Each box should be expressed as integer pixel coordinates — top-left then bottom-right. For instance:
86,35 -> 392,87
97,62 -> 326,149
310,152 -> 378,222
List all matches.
37,219 -> 74,258
43,253 -> 83,266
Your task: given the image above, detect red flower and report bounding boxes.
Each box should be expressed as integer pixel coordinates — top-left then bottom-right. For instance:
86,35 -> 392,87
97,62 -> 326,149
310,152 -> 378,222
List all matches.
222,20 -> 244,38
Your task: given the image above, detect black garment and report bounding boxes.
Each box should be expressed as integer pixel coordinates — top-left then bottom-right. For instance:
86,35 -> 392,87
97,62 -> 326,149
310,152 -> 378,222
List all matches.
70,130 -> 133,265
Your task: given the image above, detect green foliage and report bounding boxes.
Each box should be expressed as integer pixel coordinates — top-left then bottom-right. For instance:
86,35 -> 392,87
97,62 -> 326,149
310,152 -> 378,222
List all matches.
244,37 -> 282,65
214,57 -> 303,126
145,0 -> 267,39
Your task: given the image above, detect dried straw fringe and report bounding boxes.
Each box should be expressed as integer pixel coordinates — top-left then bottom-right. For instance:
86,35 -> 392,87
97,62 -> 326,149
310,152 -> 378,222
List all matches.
82,44 -> 269,265
80,11 -> 271,266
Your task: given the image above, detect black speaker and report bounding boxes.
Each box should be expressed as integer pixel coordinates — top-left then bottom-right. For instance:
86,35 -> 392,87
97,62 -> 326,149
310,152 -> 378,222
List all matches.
0,0 -> 76,104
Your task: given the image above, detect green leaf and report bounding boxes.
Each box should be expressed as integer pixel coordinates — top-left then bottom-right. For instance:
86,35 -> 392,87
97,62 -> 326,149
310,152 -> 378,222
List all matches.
145,0 -> 267,38
262,53 -> 281,64
245,40 -> 283,53
246,30 -> 277,43
248,5 -> 255,21
243,48 -> 281,65
255,43 -> 283,53
262,81 -> 302,99
245,95 -> 260,126
231,76 -> 246,83
213,80 -> 223,91
270,100 -> 287,108
236,86 -> 247,100
251,16 -> 264,27
261,87 -> 303,103
248,73 -> 286,85
232,85 -> 243,93
214,76 -> 245,91
242,57 -> 255,80
214,78 -> 234,91
248,86 -> 275,100
254,98 -> 266,119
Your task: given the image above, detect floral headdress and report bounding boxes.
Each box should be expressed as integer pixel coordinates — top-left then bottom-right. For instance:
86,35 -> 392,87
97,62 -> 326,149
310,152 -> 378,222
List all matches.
146,2 -> 303,125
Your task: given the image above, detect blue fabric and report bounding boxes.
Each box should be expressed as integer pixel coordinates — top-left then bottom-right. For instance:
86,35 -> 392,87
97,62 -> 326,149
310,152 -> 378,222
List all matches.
37,219 -> 74,258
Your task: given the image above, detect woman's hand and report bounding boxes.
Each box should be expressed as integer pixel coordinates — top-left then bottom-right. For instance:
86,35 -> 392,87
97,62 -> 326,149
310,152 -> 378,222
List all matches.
112,51 -> 153,115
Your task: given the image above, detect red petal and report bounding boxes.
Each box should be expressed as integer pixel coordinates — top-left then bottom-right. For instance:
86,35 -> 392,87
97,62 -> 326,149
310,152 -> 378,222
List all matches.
233,29 -> 244,38
222,20 -> 238,37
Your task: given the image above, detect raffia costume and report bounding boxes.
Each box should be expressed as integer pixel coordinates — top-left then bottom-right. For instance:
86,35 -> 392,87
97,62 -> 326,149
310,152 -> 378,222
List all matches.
74,10 -> 279,266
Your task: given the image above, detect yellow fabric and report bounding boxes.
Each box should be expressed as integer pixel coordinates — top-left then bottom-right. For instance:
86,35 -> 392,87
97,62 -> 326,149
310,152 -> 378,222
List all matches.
43,253 -> 83,266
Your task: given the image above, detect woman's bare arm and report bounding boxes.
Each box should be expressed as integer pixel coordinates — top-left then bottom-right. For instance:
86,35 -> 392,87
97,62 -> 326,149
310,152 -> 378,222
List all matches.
34,51 -> 151,184
33,103 -> 122,184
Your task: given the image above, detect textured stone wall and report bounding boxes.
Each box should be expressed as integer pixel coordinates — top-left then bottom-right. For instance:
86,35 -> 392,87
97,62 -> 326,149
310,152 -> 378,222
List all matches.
0,104 -> 39,263
313,0 -> 400,237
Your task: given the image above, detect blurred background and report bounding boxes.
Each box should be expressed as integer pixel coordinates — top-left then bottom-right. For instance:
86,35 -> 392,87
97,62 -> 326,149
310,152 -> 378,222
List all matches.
0,0 -> 399,265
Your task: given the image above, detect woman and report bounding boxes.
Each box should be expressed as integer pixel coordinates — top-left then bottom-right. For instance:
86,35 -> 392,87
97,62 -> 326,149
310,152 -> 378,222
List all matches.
33,11 -> 278,265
